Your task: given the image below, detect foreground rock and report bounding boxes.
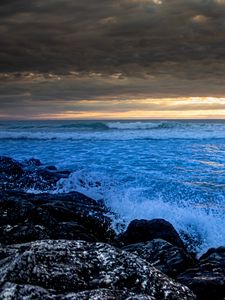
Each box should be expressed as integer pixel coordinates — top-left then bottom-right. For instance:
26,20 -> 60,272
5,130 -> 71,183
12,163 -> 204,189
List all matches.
0,284 -> 156,300
177,246 -> 225,300
0,156 -> 70,191
120,219 -> 185,249
0,240 -> 196,300
122,239 -> 195,277
0,190 -> 116,244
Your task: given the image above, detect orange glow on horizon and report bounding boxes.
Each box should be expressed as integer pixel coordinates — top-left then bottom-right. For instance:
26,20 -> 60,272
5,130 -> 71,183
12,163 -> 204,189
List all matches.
36,97 -> 225,120
3,97 -> 225,120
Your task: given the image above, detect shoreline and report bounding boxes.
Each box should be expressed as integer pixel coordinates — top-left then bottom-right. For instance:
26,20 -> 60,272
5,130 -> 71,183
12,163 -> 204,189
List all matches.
0,156 -> 224,299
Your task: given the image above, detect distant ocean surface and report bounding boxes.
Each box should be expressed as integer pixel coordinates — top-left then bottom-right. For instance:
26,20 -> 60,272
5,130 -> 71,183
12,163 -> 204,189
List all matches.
1,119 -> 225,254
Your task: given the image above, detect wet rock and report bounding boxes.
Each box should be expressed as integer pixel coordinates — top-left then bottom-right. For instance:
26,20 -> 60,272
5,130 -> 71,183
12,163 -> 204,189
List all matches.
24,158 -> 42,167
52,221 -> 97,242
0,156 -> 70,191
0,240 -> 196,300
120,219 -> 185,249
16,168 -> 65,190
0,284 -> 155,300
63,289 -> 155,299
0,157 -> 24,190
0,243 -> 30,261
0,283 -> 164,300
122,239 -> 195,277
46,165 -> 57,171
0,190 -> 116,244
0,196 -> 34,226
0,223 -> 50,244
177,246 -> 225,300
0,282 -> 53,300
0,156 -> 24,177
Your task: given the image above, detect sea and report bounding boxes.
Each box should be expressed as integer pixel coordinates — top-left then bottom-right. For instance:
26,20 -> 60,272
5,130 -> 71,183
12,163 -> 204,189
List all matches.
0,119 -> 225,254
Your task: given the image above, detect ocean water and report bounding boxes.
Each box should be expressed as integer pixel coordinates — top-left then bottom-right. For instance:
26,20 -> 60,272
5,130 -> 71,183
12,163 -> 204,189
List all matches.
0,119 -> 225,254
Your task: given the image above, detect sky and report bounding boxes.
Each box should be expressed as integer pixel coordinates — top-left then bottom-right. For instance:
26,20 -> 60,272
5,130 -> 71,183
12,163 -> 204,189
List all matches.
1,0 -> 225,119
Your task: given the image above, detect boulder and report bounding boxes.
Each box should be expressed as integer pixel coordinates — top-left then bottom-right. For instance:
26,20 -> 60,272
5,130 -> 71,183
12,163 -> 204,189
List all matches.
23,158 -> 42,167
122,239 -> 195,277
0,240 -> 196,300
0,223 -> 50,244
0,191 -> 116,244
177,246 -> 225,300
51,221 -> 97,242
120,219 -> 185,249
0,156 -> 24,177
0,283 -> 157,299
0,156 -> 70,191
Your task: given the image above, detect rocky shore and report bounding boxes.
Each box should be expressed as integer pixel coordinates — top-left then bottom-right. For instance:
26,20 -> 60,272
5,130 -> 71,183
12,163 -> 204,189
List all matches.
0,156 -> 224,300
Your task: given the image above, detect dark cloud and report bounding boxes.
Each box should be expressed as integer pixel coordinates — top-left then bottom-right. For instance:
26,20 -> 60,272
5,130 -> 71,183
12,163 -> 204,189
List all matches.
1,0 -> 225,74
1,0 -> 225,118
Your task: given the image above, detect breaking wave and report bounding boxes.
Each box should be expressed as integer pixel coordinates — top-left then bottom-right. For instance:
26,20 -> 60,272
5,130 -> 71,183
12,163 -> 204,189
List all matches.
1,120 -> 225,140
55,170 -> 225,255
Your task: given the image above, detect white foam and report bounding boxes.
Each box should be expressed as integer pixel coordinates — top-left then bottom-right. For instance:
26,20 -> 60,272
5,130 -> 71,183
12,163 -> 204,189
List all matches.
54,171 -> 225,255
106,121 -> 164,130
108,192 -> 225,255
2,124 -> 225,140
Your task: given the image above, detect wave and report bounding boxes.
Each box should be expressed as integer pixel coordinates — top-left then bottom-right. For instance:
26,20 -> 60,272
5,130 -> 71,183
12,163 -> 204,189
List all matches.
54,170 -> 225,255
1,128 -> 225,140
0,120 -> 208,132
59,122 -> 109,130
106,121 -> 181,130
1,120 -> 225,140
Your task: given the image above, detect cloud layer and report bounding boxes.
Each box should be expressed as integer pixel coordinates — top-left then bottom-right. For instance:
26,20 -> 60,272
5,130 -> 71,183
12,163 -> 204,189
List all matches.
1,0 -> 225,118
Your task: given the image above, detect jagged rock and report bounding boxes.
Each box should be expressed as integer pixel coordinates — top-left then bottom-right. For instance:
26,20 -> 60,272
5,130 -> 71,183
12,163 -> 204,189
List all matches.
0,223 -> 50,244
0,191 -> 116,244
0,240 -> 196,300
52,221 -> 97,242
0,156 -> 24,177
0,282 -> 52,300
0,156 -> 70,191
46,165 -> 57,171
24,158 -> 42,167
0,196 -> 34,226
0,283 -> 157,299
120,219 -> 185,249
0,157 -> 24,190
177,246 -> 225,300
63,289 -> 155,299
16,168 -> 67,190
122,239 -> 195,277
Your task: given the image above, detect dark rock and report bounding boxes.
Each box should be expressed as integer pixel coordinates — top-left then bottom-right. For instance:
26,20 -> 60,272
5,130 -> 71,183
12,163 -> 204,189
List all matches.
0,156 -> 24,177
61,289 -> 155,299
177,246 -> 225,300
122,239 -> 196,277
0,190 -> 116,244
56,170 -> 71,176
0,240 -> 196,300
120,219 -> 185,249
0,223 -> 50,244
0,282 -> 53,300
46,165 -> 57,171
0,284 -> 160,299
27,207 -> 58,227
0,245 -> 17,261
52,221 -> 97,242
24,158 -> 42,167
0,196 -> 34,226
16,168 -> 63,190
0,156 -> 70,191
0,157 -> 24,190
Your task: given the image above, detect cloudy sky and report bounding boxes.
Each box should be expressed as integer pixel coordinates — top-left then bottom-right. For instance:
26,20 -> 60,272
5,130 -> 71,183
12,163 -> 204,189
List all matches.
1,0 -> 225,119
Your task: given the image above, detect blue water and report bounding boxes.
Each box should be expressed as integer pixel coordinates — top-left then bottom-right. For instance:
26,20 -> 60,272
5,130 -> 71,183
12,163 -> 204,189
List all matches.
0,119 -> 225,254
